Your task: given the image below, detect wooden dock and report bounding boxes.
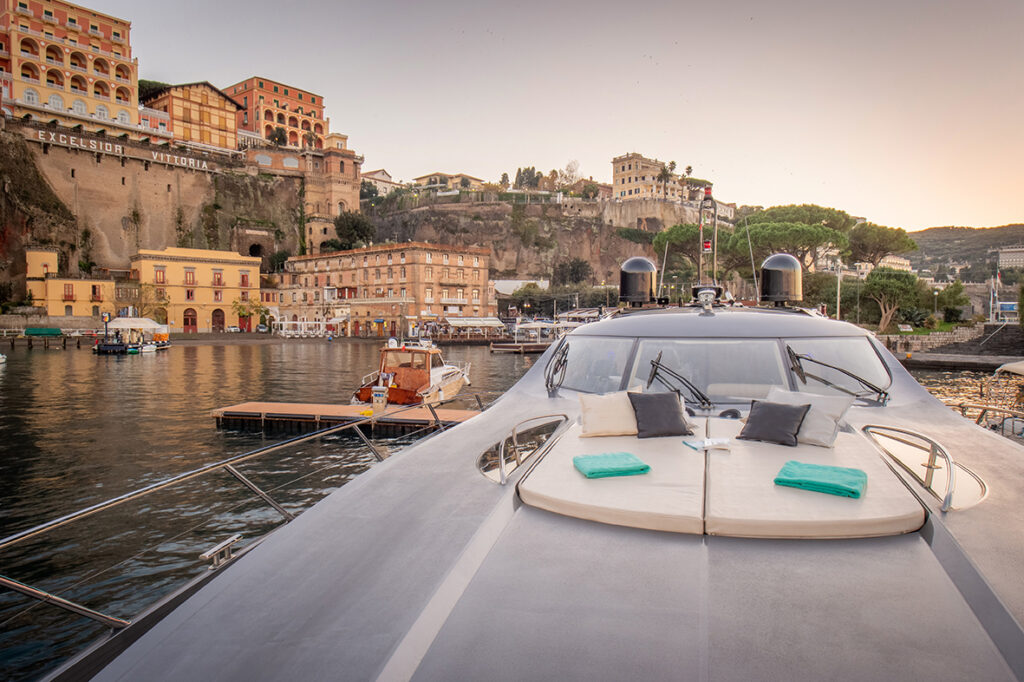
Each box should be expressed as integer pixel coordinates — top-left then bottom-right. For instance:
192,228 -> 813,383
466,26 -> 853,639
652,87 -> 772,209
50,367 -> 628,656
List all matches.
212,401 -> 480,436
489,342 -> 552,354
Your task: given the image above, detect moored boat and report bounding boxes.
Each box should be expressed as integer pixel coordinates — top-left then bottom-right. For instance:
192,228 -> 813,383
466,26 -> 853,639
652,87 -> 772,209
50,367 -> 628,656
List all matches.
352,338 -> 470,405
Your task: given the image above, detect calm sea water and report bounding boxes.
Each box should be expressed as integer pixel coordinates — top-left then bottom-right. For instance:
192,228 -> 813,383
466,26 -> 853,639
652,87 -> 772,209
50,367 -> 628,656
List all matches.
0,341 -> 991,679
0,340 -> 537,680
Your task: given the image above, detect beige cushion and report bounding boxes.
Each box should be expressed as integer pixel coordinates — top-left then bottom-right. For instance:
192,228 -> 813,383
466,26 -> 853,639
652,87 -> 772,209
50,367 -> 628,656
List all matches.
705,418 -> 925,539
518,423 -> 706,534
578,391 -> 638,437
766,387 -> 854,448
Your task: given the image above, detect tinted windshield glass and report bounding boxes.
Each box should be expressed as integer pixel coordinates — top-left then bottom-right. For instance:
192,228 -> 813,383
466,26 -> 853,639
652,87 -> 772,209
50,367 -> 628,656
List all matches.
627,339 -> 787,402
785,337 -> 891,397
559,336 -> 635,394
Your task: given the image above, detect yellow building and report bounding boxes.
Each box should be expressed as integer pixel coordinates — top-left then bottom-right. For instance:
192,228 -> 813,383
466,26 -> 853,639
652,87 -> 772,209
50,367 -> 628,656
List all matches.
130,247 -> 262,333
0,0 -> 153,139
25,246 -> 117,317
412,172 -> 485,191
140,81 -> 240,153
612,152 -> 709,202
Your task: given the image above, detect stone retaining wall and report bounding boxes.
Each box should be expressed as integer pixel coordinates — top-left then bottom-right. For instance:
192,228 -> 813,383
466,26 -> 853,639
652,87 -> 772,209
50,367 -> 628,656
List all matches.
876,324 -> 984,352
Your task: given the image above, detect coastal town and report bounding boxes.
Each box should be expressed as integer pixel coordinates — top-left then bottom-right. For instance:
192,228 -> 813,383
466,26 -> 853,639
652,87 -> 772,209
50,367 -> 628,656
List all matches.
3,1 -> 1024,681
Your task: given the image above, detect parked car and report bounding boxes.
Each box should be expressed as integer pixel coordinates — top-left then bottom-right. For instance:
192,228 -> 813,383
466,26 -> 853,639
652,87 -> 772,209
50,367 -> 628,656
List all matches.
256,324 -> 269,333
226,325 -> 241,333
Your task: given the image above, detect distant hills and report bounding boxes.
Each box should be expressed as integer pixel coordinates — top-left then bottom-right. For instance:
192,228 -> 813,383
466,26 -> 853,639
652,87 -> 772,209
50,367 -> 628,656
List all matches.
907,224 -> 1024,271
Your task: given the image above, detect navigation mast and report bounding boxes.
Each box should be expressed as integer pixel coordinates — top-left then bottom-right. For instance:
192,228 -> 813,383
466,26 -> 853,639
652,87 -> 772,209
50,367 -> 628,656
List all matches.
697,185 -> 718,286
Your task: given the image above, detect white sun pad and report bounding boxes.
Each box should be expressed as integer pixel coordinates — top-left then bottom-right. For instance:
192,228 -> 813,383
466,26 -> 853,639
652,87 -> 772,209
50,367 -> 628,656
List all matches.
517,423 -> 706,534
705,418 -> 926,538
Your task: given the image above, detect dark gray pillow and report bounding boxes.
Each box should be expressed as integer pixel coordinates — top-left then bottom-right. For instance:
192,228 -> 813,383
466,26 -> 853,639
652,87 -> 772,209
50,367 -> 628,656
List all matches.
738,400 -> 810,447
628,392 -> 692,438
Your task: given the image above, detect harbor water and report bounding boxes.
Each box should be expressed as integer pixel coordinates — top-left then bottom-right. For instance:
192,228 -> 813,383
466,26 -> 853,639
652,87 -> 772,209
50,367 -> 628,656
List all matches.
0,340 -> 996,679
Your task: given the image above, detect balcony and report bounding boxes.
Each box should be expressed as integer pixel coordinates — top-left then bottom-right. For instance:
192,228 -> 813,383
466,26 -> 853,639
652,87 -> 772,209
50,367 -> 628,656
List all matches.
43,14 -> 57,24
90,294 -> 102,302
63,294 -> 75,301
65,21 -> 81,31
115,76 -> 131,85
112,35 -> 125,44
212,280 -> 224,287
16,6 -> 33,16
20,75 -> 40,84
20,50 -> 39,60
88,29 -> 103,37
440,297 -> 469,305
423,297 -> 434,303
0,49 -> 9,58
70,87 -> 87,95
70,64 -> 87,73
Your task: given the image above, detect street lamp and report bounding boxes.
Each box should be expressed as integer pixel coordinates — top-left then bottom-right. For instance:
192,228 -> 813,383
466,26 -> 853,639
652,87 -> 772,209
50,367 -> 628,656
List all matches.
933,289 -> 939,315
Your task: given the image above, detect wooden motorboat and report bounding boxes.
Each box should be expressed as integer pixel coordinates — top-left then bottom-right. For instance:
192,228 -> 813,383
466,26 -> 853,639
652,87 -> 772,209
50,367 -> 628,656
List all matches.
352,339 -> 470,406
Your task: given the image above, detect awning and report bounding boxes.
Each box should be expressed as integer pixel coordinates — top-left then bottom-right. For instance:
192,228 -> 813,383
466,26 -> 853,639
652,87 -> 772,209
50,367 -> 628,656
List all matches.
25,327 -> 63,336
373,318 -> 385,323
107,317 -> 163,330
444,317 -> 506,328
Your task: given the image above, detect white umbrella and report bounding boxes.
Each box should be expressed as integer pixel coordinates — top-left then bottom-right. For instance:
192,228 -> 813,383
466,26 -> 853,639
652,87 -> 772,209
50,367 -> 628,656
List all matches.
107,317 -> 163,330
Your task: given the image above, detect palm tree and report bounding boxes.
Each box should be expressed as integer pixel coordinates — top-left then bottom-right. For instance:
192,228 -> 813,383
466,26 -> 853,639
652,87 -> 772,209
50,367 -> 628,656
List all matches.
657,164 -> 673,200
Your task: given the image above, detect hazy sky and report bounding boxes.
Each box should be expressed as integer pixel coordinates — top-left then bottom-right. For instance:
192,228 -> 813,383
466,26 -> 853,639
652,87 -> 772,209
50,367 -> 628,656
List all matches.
90,0 -> 1021,231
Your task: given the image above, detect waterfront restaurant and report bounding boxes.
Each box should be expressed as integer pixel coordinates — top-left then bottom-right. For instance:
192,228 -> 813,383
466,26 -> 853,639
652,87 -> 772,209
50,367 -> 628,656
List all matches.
280,242 -> 496,337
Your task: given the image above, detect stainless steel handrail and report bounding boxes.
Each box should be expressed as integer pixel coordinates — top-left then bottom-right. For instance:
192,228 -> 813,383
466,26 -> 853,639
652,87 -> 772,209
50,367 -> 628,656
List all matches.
863,425 -> 956,511
0,394 -> 498,553
0,575 -> 131,630
498,414 -> 568,485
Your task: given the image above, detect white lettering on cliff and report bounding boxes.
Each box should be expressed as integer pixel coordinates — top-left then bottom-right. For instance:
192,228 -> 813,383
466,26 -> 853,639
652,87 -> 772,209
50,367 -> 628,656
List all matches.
33,129 -> 210,171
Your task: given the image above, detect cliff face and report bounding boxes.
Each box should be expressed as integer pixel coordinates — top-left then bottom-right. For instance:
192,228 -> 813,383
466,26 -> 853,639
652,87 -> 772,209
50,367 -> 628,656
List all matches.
0,130 -> 78,296
0,124 -> 305,298
371,202 -> 654,283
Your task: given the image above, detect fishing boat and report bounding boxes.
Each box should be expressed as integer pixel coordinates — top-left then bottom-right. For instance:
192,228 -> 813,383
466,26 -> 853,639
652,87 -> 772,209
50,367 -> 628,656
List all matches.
352,338 -> 471,405
22,254 -> 1024,681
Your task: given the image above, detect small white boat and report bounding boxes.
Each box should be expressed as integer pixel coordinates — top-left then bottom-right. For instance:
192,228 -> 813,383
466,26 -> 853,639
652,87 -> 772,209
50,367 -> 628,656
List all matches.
140,344 -> 157,353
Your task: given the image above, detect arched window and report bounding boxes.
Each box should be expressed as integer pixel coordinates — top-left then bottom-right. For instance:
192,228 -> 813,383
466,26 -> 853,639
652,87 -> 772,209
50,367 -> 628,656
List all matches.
23,88 -> 39,104
72,99 -> 87,115
95,104 -> 109,119
48,94 -> 64,110
116,110 -> 130,124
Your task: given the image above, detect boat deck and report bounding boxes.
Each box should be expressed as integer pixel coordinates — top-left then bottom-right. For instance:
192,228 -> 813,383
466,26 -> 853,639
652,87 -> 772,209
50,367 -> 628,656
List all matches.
212,401 -> 479,435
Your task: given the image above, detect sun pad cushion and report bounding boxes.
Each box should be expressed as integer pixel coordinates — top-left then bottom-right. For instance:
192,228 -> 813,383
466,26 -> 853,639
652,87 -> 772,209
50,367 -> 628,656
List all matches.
518,422 -> 706,534
578,392 -> 638,438
705,418 -> 925,538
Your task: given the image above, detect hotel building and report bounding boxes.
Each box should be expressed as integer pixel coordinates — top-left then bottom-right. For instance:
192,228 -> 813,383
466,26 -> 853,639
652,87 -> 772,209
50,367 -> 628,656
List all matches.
0,0 -> 160,140
611,152 -> 709,201
139,81 -> 241,154
223,76 -> 328,149
281,243 -> 496,337
412,172 -> 485,191
25,246 -> 117,317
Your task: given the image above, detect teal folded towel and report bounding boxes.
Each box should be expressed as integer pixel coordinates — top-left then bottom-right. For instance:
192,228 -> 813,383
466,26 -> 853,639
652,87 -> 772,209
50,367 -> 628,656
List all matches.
774,460 -> 867,498
573,452 -> 650,479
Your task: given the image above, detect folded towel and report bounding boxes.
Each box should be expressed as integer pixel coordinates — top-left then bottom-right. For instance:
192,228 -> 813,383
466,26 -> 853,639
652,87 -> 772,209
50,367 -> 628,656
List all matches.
774,460 -> 867,498
573,452 -> 650,479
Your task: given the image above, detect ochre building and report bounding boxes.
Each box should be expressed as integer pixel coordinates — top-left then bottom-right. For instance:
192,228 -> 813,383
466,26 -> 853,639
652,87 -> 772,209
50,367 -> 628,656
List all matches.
224,76 -> 328,149
25,246 -> 117,317
140,81 -> 240,154
0,0 -> 155,140
280,243 -> 496,337
612,152 -> 710,202
130,247 -> 262,333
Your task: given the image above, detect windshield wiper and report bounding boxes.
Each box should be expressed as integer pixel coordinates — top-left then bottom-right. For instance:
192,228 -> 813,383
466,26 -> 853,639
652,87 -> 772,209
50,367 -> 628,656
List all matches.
647,351 -> 713,409
786,346 -> 889,404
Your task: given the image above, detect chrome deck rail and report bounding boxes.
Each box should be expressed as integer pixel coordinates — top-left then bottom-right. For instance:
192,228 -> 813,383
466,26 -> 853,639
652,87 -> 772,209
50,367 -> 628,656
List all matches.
0,391 -> 504,631
497,414 -> 569,485
863,425 -> 957,511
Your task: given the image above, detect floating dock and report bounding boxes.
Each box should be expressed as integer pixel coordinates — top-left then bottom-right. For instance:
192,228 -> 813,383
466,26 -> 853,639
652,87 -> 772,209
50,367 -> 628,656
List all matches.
212,401 -> 480,436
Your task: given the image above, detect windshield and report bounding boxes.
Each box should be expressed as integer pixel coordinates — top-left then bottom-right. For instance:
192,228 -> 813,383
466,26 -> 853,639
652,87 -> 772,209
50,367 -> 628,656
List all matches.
559,336 -> 635,394
626,339 -> 788,403
784,337 -> 891,398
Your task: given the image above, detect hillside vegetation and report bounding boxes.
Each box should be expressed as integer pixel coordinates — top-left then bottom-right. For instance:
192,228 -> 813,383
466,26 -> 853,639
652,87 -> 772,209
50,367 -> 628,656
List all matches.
908,224 -> 1024,269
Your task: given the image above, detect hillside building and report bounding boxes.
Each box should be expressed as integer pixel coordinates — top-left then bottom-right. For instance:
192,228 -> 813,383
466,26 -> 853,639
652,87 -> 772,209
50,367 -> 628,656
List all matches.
362,168 -> 404,196
0,0 -> 155,139
281,243 -> 496,337
412,172 -> 485,191
998,246 -> 1024,269
611,153 -> 710,202
223,76 -> 328,150
139,81 -> 240,154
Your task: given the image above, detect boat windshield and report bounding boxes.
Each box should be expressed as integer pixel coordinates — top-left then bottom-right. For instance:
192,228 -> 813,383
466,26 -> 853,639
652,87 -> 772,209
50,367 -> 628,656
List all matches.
627,339 -> 788,403
784,337 -> 891,399
558,336 -> 636,394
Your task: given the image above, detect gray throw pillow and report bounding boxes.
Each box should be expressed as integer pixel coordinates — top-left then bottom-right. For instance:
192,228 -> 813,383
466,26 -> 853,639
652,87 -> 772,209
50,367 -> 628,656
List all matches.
628,392 -> 693,439
737,400 -> 810,447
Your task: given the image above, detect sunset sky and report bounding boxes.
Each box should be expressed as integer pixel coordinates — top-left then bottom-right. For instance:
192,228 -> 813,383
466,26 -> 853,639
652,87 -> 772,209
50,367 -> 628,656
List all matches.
91,0 -> 1022,231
